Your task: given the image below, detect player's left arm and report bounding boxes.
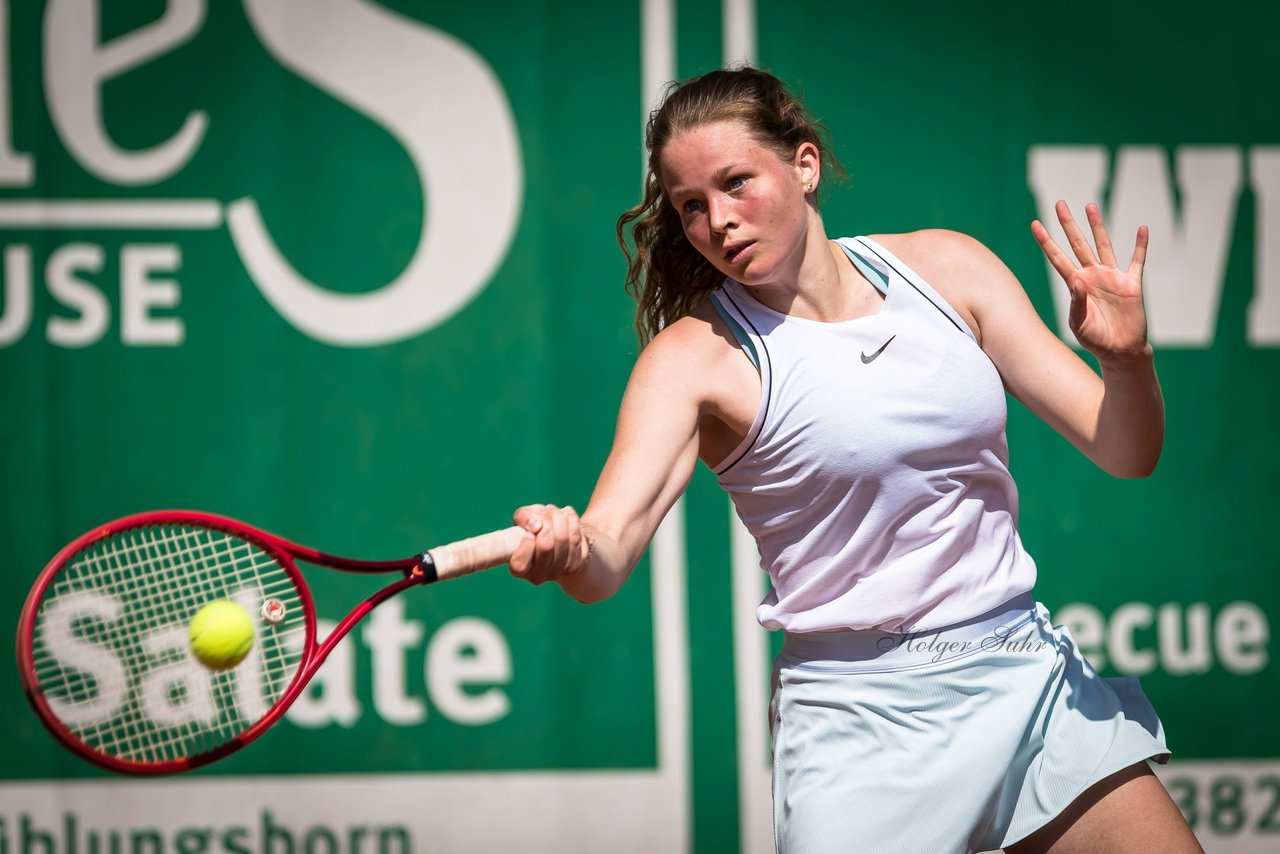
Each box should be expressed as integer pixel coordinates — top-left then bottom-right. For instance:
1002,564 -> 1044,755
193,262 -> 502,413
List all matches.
918,203 -> 1164,478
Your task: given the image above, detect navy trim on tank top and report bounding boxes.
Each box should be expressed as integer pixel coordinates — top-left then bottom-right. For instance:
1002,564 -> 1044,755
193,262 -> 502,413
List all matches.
852,241 -> 968,337
714,286 -> 772,475
710,296 -> 760,371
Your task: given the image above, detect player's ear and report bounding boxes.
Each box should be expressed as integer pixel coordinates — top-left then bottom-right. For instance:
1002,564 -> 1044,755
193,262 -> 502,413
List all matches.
794,141 -> 820,193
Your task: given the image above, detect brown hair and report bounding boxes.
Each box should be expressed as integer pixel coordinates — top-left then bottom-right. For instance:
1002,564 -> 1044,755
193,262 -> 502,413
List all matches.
617,67 -> 844,344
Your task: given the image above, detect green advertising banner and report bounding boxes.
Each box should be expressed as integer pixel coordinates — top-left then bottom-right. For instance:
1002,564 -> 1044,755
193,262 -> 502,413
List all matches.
1,1 -> 1275,852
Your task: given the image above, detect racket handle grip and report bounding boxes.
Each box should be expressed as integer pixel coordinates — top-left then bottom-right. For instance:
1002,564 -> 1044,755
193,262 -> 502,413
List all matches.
425,525 -> 527,581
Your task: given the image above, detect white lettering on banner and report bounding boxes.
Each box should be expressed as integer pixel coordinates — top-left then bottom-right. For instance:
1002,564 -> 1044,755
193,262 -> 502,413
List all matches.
1109,602 -> 1158,674
45,242 -> 108,347
43,0 -> 208,185
0,1 -> 522,347
1055,601 -> 1270,676
1250,147 -> 1280,344
137,624 -> 217,728
38,586 -> 266,730
38,591 -> 128,727
1160,602 -> 1213,676
0,1 -> 33,183
285,618 -> 362,727
287,610 -> 512,729
37,587 -> 513,730
0,809 -> 412,854
426,617 -> 512,725
228,0 -> 523,346
120,244 -> 183,345
0,242 -> 186,346
364,598 -> 426,725
0,243 -> 29,343
1028,146 -> 1244,347
1216,602 -> 1271,674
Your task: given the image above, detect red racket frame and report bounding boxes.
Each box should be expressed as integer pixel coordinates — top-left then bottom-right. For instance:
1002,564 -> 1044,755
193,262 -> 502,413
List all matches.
17,509 -> 504,775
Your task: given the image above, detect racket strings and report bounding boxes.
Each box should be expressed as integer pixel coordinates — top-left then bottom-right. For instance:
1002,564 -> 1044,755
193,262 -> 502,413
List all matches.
30,524 -> 309,766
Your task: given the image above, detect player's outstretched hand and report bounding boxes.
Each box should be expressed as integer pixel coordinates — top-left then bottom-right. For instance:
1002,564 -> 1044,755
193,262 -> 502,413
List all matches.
509,503 -> 589,585
1031,201 -> 1151,364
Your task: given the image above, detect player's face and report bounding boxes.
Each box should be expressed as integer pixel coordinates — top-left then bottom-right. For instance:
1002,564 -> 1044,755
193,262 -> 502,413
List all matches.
660,120 -> 813,287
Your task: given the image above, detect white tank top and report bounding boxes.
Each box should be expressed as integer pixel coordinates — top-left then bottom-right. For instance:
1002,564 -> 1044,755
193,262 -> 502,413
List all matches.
709,236 -> 1037,632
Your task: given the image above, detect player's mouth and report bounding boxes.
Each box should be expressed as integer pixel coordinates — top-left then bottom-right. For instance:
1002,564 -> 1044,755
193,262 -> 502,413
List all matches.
724,241 -> 755,264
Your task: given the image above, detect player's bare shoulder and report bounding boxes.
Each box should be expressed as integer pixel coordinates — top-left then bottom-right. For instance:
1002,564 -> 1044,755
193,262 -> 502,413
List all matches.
636,301 -> 761,465
642,302 -> 758,411
639,306 -> 723,385
870,229 -> 990,284
869,229 -> 1012,344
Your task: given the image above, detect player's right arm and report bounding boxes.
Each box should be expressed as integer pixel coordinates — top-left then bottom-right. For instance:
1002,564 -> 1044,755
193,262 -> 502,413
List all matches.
507,313 -> 719,603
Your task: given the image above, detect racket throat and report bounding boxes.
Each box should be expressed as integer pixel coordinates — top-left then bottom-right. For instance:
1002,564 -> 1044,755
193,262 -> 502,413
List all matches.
410,553 -> 439,584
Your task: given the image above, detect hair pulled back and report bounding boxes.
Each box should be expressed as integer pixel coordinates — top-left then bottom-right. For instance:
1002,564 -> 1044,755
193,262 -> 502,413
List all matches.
617,67 -> 843,344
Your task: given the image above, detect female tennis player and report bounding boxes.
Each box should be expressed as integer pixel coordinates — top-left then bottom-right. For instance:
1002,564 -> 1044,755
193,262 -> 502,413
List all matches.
508,67 -> 1201,853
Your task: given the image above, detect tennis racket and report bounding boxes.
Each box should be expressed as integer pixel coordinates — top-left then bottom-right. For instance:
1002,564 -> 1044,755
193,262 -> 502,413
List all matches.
16,509 -> 526,775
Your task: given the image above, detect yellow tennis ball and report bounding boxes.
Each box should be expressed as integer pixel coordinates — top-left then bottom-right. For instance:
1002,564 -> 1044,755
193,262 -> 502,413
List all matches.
189,600 -> 255,670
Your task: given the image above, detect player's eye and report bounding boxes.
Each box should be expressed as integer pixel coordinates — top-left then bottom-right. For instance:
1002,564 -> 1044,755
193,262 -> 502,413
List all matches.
682,199 -> 703,214
727,176 -> 747,191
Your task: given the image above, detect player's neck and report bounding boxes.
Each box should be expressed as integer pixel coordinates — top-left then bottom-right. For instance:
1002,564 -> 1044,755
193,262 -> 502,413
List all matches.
748,226 -> 864,322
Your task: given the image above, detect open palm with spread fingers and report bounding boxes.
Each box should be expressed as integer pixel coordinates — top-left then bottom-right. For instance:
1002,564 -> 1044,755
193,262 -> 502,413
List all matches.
1031,201 -> 1150,363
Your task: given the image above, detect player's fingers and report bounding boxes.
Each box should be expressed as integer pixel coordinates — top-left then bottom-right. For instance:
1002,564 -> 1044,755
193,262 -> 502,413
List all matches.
513,504 -> 547,531
1030,219 -> 1078,282
532,504 -> 573,584
547,506 -> 571,576
1127,225 -> 1149,281
532,503 -> 559,573
1056,200 -> 1097,267
508,505 -> 547,580
508,533 -> 537,579
563,506 -> 584,572
512,503 -> 583,583
1085,203 -> 1118,267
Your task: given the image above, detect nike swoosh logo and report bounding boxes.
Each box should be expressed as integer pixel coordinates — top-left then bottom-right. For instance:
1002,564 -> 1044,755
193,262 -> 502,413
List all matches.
861,334 -> 896,364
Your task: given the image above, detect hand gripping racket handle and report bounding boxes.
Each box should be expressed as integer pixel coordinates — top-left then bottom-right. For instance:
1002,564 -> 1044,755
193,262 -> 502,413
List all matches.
422,525 -> 527,582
